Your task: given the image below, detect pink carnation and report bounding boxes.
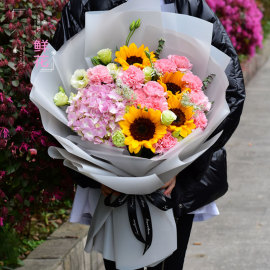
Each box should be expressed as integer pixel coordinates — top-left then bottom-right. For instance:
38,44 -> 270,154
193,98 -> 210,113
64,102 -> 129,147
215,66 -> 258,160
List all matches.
87,65 -> 113,85
134,81 -> 168,111
120,65 -> 144,90
154,59 -> 177,74
193,110 -> 208,130
154,132 -> 178,154
189,90 -> 211,111
142,81 -> 165,97
168,55 -> 192,71
182,72 -> 203,91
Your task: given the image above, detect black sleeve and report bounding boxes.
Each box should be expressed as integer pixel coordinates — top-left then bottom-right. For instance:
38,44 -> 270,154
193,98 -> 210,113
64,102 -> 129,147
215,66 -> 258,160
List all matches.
172,0 -> 245,216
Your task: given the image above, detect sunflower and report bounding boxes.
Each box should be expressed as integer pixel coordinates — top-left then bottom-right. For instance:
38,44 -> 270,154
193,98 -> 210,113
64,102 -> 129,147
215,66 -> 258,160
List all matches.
119,106 -> 167,154
158,71 -> 188,97
115,43 -> 156,70
167,95 -> 196,138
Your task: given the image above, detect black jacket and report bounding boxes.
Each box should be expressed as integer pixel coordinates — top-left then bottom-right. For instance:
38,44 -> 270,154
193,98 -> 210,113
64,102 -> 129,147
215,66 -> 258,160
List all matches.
51,0 -> 245,217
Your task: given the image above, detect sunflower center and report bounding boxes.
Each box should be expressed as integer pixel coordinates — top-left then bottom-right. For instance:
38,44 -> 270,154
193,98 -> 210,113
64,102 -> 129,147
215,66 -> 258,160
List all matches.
170,108 -> 186,127
166,83 -> 182,95
126,56 -> 143,65
130,117 -> 156,141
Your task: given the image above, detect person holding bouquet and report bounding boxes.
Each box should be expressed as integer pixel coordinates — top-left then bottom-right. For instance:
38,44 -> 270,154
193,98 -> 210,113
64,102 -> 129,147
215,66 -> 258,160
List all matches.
50,0 -> 245,269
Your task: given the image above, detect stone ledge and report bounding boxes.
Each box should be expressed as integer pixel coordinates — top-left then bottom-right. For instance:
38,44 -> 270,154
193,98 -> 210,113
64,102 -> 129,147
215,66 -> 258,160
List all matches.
16,223 -> 104,270
16,37 -> 270,270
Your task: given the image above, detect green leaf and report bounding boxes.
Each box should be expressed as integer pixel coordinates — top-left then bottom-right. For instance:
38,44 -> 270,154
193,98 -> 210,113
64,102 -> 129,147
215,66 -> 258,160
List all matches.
43,30 -> 51,38
44,10 -> 52,16
0,15 -> 5,23
4,29 -> 11,36
6,163 -> 20,175
12,80 -> 19,87
8,62 -> 16,70
0,81 -> 3,90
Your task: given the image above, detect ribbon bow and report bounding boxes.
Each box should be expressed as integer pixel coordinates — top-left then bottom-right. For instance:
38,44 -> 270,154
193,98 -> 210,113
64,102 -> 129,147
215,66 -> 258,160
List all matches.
104,190 -> 174,254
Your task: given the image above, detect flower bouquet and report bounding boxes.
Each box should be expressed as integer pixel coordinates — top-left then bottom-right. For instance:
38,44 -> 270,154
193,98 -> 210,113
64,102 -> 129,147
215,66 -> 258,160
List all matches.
30,0 -> 231,268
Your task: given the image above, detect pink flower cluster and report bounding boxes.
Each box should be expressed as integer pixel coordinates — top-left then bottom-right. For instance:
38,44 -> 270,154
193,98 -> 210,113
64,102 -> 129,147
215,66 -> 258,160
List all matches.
134,81 -> 168,111
87,65 -> 113,85
66,47 -> 212,154
120,66 -> 145,90
67,84 -> 127,144
154,132 -> 178,154
206,0 -> 263,56
154,55 -> 193,74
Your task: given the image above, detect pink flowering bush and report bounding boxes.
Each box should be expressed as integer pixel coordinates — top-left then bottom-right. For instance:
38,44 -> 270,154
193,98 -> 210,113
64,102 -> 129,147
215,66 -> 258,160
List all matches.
0,0 -> 74,265
206,0 -> 263,56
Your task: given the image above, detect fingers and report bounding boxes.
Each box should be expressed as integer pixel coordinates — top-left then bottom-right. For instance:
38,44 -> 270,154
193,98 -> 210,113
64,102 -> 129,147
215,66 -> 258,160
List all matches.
161,176 -> 176,196
101,185 -> 120,197
163,180 -> 176,196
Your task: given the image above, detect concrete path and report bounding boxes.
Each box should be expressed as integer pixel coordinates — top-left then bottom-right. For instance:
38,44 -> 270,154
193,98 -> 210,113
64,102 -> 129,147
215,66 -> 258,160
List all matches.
184,58 -> 270,269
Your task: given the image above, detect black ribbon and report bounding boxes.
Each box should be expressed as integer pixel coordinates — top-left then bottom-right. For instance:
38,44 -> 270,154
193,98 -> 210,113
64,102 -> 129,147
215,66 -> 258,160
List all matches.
104,191 -> 174,254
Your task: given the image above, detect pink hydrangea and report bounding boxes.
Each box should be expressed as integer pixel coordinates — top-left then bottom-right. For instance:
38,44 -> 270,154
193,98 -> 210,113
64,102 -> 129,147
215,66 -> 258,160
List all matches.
154,59 -> 177,74
193,110 -> 208,130
168,55 -> 192,71
87,65 -> 113,85
120,65 -> 144,90
189,90 -> 211,111
66,84 -> 127,143
154,131 -> 178,154
134,81 -> 168,111
182,72 -> 203,91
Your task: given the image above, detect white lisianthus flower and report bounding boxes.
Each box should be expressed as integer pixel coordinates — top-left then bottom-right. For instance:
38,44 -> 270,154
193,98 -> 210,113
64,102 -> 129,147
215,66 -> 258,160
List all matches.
161,110 -> 177,126
70,69 -> 88,89
97,48 -> 112,65
53,86 -> 69,106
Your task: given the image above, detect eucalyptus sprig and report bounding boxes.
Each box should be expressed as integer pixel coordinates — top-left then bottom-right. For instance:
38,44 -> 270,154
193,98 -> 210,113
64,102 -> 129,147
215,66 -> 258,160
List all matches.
202,74 -> 216,91
126,19 -> 141,46
154,38 -> 165,59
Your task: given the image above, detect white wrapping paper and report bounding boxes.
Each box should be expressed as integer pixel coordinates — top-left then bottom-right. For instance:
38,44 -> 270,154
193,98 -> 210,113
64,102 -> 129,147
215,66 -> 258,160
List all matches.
30,0 -> 231,268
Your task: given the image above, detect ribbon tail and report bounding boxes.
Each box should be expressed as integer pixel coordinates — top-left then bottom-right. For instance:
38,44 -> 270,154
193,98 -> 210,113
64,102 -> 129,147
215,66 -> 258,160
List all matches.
127,195 -> 146,245
137,195 -> 153,255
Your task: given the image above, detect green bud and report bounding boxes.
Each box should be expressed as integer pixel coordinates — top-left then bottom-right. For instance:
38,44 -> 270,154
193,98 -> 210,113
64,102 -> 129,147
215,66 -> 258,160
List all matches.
143,66 -> 154,82
97,48 -> 112,65
172,130 -> 181,138
54,92 -> 69,106
135,19 -> 141,29
130,21 -> 136,31
91,56 -> 102,66
144,50 -> 151,59
112,130 -> 126,148
161,110 -> 177,126
59,86 -> 65,93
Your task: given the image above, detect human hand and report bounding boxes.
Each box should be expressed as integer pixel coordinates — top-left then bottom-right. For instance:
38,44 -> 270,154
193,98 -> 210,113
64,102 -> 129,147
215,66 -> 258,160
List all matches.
160,176 -> 176,196
101,184 -> 120,197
